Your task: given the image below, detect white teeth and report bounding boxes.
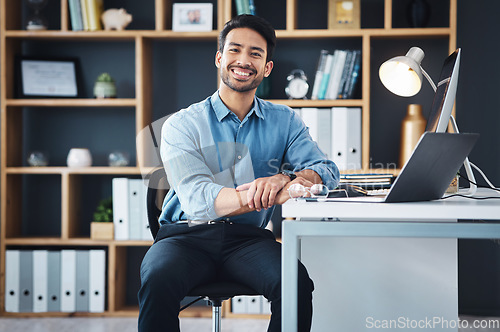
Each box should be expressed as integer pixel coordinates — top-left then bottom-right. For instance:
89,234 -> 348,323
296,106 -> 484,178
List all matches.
234,70 -> 250,76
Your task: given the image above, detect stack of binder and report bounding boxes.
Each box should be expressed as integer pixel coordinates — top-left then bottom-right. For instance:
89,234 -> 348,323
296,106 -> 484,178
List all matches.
295,107 -> 362,170
231,295 -> 271,315
5,249 -> 106,313
113,178 -> 153,241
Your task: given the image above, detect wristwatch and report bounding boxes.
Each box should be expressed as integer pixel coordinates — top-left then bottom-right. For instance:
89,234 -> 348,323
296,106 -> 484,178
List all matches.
281,170 -> 297,181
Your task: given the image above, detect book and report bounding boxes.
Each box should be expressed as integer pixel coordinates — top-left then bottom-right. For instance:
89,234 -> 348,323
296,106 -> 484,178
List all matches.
325,50 -> 347,100
80,0 -> 90,31
85,0 -> 103,31
68,0 -> 83,31
343,50 -> 361,99
337,50 -> 354,99
311,50 -> 329,100
317,54 -> 334,100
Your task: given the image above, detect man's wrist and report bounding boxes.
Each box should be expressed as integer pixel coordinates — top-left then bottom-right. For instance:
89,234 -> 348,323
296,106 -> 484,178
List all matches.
281,170 -> 297,181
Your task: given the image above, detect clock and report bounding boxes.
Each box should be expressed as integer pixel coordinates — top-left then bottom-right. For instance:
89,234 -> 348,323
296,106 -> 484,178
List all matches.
285,69 -> 309,99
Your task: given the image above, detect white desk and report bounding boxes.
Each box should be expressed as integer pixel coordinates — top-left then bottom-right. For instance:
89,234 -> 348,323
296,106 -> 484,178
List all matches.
281,192 -> 500,332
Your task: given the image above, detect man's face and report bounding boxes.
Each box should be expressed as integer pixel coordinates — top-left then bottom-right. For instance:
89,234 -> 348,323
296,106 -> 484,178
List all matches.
216,28 -> 273,93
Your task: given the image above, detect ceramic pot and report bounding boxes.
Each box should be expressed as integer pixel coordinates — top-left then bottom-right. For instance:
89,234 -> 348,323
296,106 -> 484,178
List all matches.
67,148 -> 92,167
93,81 -> 117,98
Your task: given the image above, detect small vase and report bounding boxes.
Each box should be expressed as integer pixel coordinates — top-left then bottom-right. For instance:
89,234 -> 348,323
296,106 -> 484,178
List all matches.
399,104 -> 426,167
407,0 -> 431,28
93,81 -> 117,98
67,148 -> 93,167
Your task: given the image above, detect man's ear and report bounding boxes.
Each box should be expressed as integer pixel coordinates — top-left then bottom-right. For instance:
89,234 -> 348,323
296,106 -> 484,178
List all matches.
215,51 -> 222,68
264,61 -> 274,78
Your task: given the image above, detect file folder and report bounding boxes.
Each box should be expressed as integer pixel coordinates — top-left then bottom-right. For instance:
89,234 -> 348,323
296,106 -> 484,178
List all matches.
75,250 -> 90,312
5,250 -> 20,312
231,295 -> 247,314
33,250 -> 48,312
19,250 -> 33,312
247,295 -> 262,314
47,251 -> 61,312
128,179 -> 143,240
113,178 -> 130,240
89,250 -> 106,312
61,250 -> 76,312
331,107 -> 361,170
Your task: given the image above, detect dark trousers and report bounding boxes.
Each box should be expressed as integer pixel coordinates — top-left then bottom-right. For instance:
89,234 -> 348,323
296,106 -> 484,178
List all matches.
138,222 -> 314,332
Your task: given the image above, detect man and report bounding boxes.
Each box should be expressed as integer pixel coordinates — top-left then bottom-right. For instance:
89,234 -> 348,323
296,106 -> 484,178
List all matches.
138,14 -> 339,332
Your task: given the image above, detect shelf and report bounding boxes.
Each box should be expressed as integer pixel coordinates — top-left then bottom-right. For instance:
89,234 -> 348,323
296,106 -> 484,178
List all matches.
5,166 -> 147,175
271,99 -> 364,108
5,99 -> 136,107
4,30 -> 220,41
4,237 -> 153,246
4,28 -> 452,40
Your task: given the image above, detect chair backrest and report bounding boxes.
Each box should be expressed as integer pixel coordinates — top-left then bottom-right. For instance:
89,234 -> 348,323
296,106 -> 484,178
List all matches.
146,168 -> 169,239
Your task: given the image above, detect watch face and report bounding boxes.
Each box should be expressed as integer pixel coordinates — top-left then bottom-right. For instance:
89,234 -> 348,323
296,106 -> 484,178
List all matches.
286,78 -> 309,99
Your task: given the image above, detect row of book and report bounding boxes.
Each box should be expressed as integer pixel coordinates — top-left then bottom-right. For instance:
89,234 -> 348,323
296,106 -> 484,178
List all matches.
234,0 -> 257,15
68,0 -> 104,31
5,250 -> 106,313
112,178 -> 153,241
296,107 -> 361,171
311,49 -> 361,100
232,295 -> 271,315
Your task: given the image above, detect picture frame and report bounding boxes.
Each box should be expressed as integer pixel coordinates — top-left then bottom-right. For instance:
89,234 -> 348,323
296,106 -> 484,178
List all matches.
172,3 -> 213,32
16,56 -> 81,98
328,0 -> 361,30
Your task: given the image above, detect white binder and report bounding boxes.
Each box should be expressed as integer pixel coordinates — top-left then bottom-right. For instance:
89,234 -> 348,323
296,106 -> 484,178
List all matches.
300,108 -> 332,158
128,179 -> 143,240
60,249 -> 76,312
141,179 -> 153,241
75,250 -> 90,312
89,250 -> 106,313
47,251 -> 61,312
5,250 -> 20,312
113,177 -> 130,240
33,250 -> 48,312
247,295 -> 262,314
331,107 -> 361,170
261,296 -> 272,315
231,295 -> 247,314
19,250 -> 33,312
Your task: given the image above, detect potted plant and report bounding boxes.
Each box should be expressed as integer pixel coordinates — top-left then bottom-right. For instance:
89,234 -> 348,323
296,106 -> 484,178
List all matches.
91,197 -> 114,240
93,72 -> 117,98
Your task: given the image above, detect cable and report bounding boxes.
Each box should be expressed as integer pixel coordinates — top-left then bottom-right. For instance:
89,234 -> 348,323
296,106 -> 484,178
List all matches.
470,162 -> 498,189
442,193 -> 500,200
458,172 -> 500,193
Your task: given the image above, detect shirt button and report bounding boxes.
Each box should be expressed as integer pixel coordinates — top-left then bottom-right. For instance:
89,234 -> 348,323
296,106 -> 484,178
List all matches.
237,155 -> 242,160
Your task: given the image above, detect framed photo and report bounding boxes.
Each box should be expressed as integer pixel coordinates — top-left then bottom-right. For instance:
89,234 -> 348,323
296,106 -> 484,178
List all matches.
328,0 -> 361,30
16,57 -> 81,98
172,3 -> 213,32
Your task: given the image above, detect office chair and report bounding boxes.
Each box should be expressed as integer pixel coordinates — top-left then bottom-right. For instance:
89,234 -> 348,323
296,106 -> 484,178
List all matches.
146,168 -> 260,332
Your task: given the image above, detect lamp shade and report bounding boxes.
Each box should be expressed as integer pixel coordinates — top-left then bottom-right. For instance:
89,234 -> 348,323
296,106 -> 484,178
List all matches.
379,47 -> 426,97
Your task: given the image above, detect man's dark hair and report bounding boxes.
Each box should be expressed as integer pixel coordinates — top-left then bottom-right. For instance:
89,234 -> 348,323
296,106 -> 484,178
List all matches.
219,14 -> 276,62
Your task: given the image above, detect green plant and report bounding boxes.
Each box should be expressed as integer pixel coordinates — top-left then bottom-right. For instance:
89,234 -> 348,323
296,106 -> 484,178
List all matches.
93,197 -> 113,222
96,72 -> 115,83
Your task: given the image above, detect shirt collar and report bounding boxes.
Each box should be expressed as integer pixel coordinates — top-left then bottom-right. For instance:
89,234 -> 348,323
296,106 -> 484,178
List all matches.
211,91 -> 265,122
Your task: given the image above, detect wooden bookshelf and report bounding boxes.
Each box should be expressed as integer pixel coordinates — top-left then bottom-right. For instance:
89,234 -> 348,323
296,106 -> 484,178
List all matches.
0,0 -> 456,319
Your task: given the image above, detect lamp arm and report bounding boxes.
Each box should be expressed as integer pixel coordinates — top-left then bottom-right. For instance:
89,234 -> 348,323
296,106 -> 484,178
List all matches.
421,67 -> 437,92
450,115 -> 477,196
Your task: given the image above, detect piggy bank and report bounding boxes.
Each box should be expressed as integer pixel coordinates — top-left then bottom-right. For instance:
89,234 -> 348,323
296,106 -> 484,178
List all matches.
101,8 -> 132,31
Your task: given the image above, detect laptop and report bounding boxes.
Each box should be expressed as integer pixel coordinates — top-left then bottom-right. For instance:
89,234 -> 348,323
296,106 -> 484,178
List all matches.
317,132 -> 479,203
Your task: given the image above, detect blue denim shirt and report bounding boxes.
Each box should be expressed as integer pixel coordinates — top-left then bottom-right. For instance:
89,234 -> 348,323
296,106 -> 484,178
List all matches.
159,91 -> 339,228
